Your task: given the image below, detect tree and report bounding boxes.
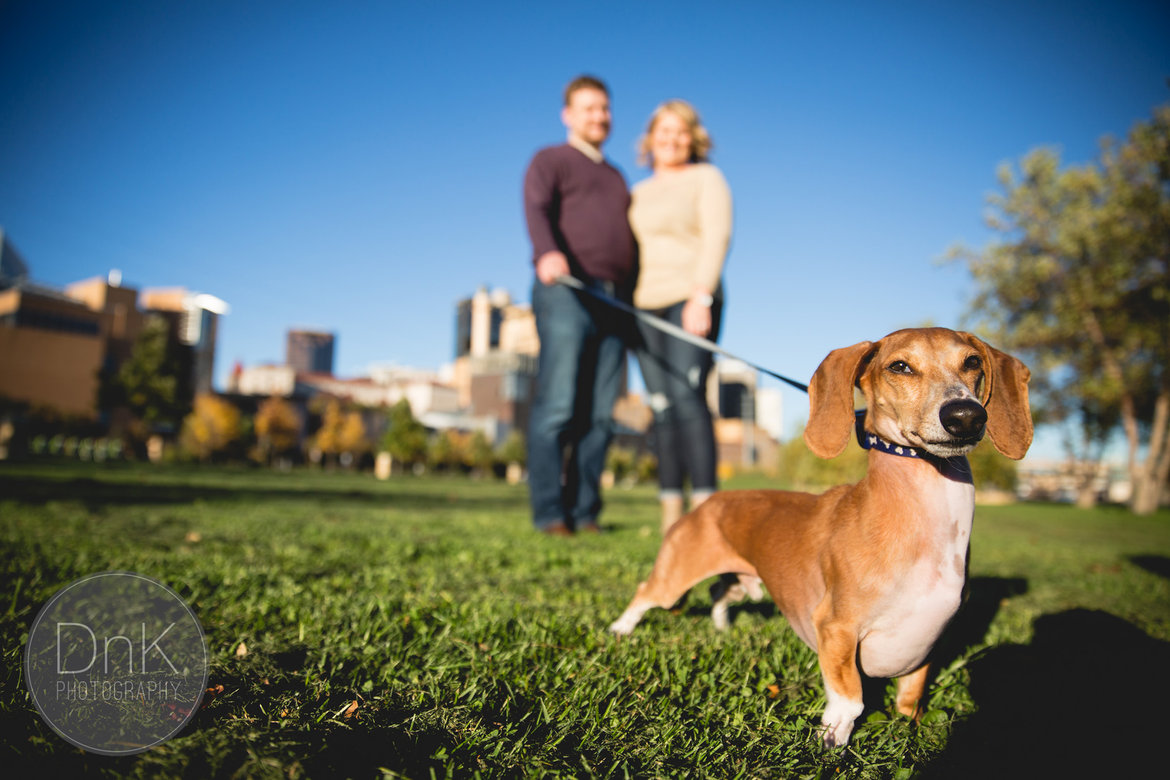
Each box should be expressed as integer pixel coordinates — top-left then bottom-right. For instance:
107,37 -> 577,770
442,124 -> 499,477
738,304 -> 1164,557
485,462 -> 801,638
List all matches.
466,430 -> 495,476
779,430 -> 867,490
635,452 -> 658,484
968,439 -> 1019,494
381,399 -> 427,468
951,105 -> 1170,513
496,429 -> 526,467
605,446 -> 636,483
314,398 -> 368,467
179,394 -> 242,462
113,315 -> 191,435
253,396 -> 300,465
427,429 -> 468,472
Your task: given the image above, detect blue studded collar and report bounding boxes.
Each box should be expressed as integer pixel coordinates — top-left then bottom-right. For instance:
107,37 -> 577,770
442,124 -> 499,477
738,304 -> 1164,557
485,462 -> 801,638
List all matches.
858,431 -> 924,459
853,413 -> 974,483
853,412 -> 924,460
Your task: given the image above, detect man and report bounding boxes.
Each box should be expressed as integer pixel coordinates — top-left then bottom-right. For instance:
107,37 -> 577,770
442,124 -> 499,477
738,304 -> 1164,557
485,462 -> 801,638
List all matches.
523,75 -> 637,536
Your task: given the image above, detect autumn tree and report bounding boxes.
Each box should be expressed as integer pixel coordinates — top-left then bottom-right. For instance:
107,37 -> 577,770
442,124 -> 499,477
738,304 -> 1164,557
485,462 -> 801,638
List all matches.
253,396 -> 300,465
951,105 -> 1169,513
427,429 -> 468,472
179,394 -> 242,462
314,398 -> 368,467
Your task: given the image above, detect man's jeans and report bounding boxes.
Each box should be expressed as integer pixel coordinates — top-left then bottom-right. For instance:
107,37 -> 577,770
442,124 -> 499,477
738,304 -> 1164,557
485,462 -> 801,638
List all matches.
527,279 -> 627,529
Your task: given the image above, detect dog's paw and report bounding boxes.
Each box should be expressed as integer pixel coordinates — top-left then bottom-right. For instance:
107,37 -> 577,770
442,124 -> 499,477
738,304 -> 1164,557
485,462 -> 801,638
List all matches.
820,720 -> 853,749
608,614 -> 637,635
711,601 -> 731,631
820,697 -> 863,748
741,576 -> 765,602
610,601 -> 654,635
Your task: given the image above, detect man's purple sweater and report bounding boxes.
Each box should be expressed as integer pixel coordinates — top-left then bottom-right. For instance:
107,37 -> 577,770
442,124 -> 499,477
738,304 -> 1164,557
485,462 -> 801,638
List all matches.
523,144 -> 636,284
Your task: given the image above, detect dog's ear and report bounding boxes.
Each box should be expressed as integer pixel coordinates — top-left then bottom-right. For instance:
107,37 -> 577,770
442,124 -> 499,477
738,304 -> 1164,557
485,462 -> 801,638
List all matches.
962,333 -> 1033,460
805,341 -> 875,459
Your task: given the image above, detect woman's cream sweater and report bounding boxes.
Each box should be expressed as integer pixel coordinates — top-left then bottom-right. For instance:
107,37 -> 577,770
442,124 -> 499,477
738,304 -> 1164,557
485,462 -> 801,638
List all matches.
629,162 -> 732,310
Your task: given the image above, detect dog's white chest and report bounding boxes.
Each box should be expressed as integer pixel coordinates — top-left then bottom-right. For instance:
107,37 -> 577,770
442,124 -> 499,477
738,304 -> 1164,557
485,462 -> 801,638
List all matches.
858,480 -> 973,678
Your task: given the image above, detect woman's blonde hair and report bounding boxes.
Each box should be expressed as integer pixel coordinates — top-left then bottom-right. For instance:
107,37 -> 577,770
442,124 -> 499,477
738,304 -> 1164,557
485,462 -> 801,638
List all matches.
637,99 -> 713,167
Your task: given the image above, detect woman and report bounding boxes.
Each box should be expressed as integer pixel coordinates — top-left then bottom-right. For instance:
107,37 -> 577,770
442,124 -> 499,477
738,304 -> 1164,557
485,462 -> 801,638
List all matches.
629,99 -> 733,533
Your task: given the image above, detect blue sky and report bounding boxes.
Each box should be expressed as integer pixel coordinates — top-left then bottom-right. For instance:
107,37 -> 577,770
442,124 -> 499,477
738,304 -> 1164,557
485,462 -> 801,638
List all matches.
2,1 -> 1167,453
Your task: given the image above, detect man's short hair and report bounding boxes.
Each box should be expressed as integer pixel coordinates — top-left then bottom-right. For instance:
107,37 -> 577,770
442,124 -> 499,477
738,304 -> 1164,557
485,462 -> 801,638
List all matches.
564,75 -> 609,106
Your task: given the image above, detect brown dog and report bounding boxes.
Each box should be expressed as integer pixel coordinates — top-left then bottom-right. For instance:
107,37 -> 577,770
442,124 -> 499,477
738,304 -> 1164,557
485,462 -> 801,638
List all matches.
610,328 -> 1032,747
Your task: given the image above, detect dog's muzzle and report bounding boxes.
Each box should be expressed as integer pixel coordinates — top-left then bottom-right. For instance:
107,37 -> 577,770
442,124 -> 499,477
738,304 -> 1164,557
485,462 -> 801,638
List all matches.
939,399 -> 987,440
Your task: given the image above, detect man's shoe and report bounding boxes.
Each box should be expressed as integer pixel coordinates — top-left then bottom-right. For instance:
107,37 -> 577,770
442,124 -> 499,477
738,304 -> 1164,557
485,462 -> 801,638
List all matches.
577,522 -> 603,534
539,522 -> 573,537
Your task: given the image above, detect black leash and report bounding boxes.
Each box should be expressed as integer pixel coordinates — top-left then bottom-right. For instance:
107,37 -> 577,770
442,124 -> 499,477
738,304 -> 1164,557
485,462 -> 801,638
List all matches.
555,275 -> 810,393
556,277 -> 886,451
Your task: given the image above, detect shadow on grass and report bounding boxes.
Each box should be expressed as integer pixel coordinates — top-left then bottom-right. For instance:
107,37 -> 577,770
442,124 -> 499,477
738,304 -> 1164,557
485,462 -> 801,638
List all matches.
682,598 -> 778,624
1130,554 -> 1170,580
933,576 -> 1030,665
922,608 -> 1170,778
298,721 -> 454,779
0,471 -> 523,513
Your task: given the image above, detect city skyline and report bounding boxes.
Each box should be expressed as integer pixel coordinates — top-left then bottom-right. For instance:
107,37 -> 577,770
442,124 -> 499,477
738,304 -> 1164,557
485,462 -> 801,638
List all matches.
2,1 -> 1168,455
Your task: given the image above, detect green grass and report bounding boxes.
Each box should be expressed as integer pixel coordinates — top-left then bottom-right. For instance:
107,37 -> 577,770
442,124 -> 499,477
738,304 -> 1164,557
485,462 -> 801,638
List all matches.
2,461 -> 1169,778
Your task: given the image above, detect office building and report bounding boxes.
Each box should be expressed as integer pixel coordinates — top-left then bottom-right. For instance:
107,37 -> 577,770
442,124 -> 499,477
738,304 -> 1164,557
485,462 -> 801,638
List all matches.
287,330 -> 335,375
141,288 -> 230,397
0,283 -> 104,415
0,228 -> 30,290
0,230 -> 229,417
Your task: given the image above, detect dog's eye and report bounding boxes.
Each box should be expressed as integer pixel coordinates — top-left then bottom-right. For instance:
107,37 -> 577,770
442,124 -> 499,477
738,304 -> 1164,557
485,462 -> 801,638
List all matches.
887,361 -> 913,375
963,355 -> 983,371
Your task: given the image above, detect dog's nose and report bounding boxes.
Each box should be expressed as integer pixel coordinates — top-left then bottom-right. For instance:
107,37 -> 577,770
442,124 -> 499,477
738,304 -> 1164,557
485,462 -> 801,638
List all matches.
939,399 -> 987,438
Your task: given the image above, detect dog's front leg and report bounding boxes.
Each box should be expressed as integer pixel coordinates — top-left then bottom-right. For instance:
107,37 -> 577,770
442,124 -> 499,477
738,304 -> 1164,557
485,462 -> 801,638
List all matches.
815,617 -> 865,748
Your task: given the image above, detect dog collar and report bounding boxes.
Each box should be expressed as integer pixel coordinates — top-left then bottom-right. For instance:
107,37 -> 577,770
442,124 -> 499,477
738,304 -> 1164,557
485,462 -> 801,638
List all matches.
858,431 -> 924,459
853,413 -> 973,482
854,413 -> 923,459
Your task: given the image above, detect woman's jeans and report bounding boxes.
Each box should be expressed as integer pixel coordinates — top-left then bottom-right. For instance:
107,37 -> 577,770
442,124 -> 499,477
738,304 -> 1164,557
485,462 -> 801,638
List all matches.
527,279 -> 629,530
635,297 -> 723,498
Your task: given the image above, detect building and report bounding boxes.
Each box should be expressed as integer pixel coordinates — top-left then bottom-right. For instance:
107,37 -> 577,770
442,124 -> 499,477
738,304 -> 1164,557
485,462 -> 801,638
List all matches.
715,359 -> 755,419
229,364 -> 298,397
0,283 -> 105,415
287,330 -> 335,375
450,288 -> 540,437
0,228 -> 30,289
0,231 -> 229,418
140,288 -> 230,397
65,275 -> 145,371
709,359 -> 783,467
466,352 -> 538,434
754,386 -> 785,441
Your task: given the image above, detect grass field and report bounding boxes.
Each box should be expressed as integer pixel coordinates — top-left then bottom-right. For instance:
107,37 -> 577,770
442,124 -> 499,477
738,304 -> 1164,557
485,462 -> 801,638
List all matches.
2,460 -> 1169,779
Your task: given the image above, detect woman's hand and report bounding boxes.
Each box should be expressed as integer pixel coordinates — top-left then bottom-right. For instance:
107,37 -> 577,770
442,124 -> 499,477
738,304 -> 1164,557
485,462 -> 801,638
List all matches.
681,290 -> 713,337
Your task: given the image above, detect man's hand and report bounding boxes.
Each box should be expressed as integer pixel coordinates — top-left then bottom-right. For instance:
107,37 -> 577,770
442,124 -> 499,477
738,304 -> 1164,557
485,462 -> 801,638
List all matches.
535,251 -> 571,285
